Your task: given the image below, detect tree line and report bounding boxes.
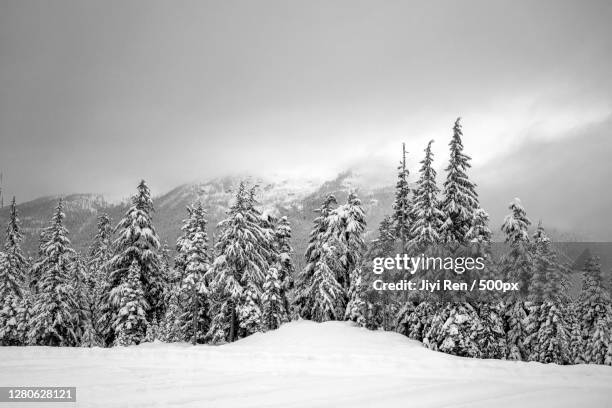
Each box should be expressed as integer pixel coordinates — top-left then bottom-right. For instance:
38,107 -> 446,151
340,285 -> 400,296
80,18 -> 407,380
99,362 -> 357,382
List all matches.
0,118 -> 610,366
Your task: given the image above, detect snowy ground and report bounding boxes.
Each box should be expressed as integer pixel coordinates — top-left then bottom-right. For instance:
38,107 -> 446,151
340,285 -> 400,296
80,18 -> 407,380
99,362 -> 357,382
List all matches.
0,321 -> 610,408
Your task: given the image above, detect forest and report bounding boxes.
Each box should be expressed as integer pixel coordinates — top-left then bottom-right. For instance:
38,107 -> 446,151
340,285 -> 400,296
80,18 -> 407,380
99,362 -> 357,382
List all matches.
0,118 -> 610,367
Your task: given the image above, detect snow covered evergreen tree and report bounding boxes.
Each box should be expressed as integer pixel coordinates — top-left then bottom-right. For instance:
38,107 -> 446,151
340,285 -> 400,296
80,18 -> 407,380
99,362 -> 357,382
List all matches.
392,143 -> 411,252
466,208 -> 492,256
293,195 -> 337,319
111,260 -> 149,346
576,256 -> 611,365
328,192 -> 367,293
102,180 -> 165,346
206,182 -> 269,342
439,118 -> 479,245
3,197 -> 28,291
262,267 -> 287,330
0,197 -> 30,346
274,216 -> 294,316
368,215 -> 399,330
308,242 -> 345,322
177,204 -> 211,344
409,140 -> 444,251
473,302 -> 507,358
425,303 -> 481,357
344,268 -> 367,327
84,214 -> 112,346
500,198 -> 533,360
28,199 -> 82,346
524,223 -> 572,364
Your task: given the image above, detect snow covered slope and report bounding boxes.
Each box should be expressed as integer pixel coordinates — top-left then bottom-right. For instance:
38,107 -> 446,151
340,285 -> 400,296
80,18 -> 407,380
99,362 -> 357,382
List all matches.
0,321 -> 610,408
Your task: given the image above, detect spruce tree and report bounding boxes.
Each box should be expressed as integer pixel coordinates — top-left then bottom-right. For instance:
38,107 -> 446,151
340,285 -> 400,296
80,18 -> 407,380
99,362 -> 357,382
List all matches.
439,118 -> 479,245
0,198 -> 29,346
576,256 -> 611,364
206,182 -> 269,342
112,260 -> 149,346
308,242 -> 345,322
328,192 -> 367,293
28,200 -> 82,346
369,215 -> 399,330
262,267 -> 287,330
344,268 -> 367,327
177,204 -> 211,344
525,223 -> 571,364
86,214 -> 112,346
392,143 -> 410,252
293,195 -> 337,319
102,180 -> 165,345
426,303 -> 481,358
274,216 -> 294,315
3,197 -> 28,291
409,140 -> 444,251
500,198 -> 532,360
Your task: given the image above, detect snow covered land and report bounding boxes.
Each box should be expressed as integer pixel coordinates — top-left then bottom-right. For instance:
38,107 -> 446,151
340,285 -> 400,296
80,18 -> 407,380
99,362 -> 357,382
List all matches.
1,320 -> 610,408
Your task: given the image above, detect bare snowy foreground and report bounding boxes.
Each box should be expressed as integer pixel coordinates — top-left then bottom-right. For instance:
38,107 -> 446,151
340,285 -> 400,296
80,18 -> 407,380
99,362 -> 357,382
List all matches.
0,321 -> 610,408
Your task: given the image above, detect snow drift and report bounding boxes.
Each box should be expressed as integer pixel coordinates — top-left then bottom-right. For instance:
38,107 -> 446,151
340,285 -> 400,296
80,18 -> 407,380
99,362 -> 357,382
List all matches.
0,320 -> 610,408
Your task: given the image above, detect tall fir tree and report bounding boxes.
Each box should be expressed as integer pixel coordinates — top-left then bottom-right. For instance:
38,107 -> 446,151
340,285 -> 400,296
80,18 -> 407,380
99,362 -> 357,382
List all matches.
500,198 -> 532,360
274,216 -> 294,316
525,224 -> 571,364
206,182 -> 269,342
0,197 -> 29,345
328,192 -> 367,293
344,267 -> 367,327
111,260 -> 149,346
3,197 -> 28,291
262,266 -> 287,330
409,140 -> 444,250
177,204 -> 211,344
102,180 -> 165,346
308,241 -> 345,322
439,118 -> 479,245
576,256 -> 611,365
293,195 -> 337,319
84,214 -> 112,346
28,199 -> 82,346
392,143 -> 411,252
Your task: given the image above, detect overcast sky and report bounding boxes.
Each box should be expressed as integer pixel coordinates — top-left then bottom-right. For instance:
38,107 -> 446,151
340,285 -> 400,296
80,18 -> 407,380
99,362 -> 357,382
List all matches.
1,0 -> 611,234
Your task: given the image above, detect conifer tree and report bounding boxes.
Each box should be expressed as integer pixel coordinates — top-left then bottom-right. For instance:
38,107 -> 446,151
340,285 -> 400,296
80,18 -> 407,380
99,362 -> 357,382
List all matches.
177,204 -> 211,344
473,302 -> 507,358
409,140 -> 444,250
28,200 -> 82,346
524,223 -> 572,363
440,118 -> 479,244
0,197 -> 29,345
293,195 -> 337,319
328,192 -> 367,293
345,268 -> 367,327
102,180 -> 165,345
85,214 -> 112,346
112,260 -> 149,346
500,198 -> 532,360
369,215 -> 399,330
262,267 -> 287,330
392,143 -> 411,252
3,197 -> 28,291
466,208 -> 492,255
206,182 -> 269,342
274,216 -> 294,315
576,256 -> 611,364
425,303 -> 481,357
308,242 -> 345,322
